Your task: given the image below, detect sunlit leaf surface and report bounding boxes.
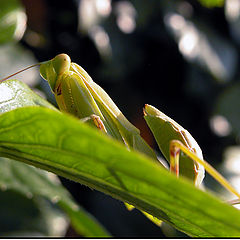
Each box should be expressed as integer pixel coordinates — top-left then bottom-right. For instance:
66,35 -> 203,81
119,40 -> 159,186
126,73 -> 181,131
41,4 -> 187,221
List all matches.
0,105 -> 240,237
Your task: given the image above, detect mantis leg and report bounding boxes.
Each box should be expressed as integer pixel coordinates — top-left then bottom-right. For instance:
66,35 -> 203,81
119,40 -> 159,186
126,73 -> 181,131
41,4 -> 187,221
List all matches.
90,114 -> 107,133
81,114 -> 108,133
169,142 -> 180,177
227,199 -> 240,205
169,140 -> 240,200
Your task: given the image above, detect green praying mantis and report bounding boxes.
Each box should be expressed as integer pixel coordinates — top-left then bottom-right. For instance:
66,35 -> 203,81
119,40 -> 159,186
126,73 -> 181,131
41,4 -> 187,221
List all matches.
1,53 -> 240,226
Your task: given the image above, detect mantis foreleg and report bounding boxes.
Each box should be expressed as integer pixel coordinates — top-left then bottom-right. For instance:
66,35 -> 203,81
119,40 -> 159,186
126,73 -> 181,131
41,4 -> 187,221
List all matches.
170,140 -> 240,200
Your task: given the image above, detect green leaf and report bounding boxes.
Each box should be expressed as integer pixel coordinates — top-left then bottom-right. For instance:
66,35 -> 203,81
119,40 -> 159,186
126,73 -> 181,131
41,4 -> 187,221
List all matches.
0,158 -> 109,237
0,158 -> 110,237
0,80 -> 111,237
198,0 -> 224,8
0,79 -> 56,112
0,0 -> 26,44
0,157 -> 74,207
0,189 -> 67,236
0,106 -> 239,237
59,201 -> 110,237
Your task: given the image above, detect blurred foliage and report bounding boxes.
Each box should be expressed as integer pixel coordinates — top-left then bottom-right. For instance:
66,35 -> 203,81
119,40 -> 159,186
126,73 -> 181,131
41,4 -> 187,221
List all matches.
0,0 -> 26,44
0,0 -> 240,237
0,190 -> 65,236
198,0 -> 224,7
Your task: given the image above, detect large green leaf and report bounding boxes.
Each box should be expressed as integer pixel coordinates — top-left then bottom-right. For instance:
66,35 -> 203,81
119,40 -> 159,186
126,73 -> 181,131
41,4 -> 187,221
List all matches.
0,79 -> 111,237
0,106 -> 239,237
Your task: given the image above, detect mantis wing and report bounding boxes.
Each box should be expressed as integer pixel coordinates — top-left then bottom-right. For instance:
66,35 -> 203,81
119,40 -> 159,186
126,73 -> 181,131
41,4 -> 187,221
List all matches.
70,63 -> 159,161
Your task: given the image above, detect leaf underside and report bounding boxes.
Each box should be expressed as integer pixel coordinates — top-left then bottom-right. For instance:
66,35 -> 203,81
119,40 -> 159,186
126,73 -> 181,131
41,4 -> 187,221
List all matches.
0,106 -> 239,237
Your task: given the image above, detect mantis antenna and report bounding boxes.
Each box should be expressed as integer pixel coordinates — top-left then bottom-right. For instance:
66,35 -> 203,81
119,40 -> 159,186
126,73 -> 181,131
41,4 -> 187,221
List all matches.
227,199 -> 240,205
0,63 -> 40,83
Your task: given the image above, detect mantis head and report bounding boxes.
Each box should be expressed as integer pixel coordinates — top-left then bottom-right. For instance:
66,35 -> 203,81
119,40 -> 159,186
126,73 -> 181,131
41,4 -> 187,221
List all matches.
40,53 -> 71,92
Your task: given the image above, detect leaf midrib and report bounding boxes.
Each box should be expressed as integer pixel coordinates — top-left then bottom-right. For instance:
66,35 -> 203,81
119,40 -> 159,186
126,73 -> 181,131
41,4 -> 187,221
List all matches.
0,142 -> 236,237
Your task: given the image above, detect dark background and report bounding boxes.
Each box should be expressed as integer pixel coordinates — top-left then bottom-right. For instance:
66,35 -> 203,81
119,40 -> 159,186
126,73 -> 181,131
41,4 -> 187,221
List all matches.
11,0 -> 240,237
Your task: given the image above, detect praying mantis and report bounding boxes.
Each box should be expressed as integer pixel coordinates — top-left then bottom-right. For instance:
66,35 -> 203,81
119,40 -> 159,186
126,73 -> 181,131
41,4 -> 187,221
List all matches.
1,54 -> 240,225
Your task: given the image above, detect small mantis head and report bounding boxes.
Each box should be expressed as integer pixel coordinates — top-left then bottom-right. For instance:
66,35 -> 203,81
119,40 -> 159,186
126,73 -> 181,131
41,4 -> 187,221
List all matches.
40,54 -> 71,92
0,54 -> 71,89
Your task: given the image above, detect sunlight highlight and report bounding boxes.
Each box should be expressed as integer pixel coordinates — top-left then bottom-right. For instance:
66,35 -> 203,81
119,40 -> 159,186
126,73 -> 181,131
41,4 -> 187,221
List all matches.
225,0 -> 240,21
89,25 -> 111,56
96,0 -> 111,16
210,115 -> 232,137
164,12 -> 235,82
115,1 -> 136,34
